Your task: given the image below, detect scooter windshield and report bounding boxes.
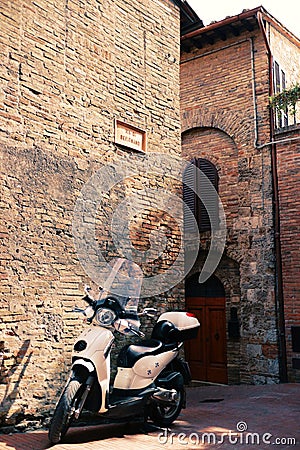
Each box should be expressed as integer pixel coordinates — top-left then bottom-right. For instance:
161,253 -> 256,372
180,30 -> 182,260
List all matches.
98,258 -> 143,314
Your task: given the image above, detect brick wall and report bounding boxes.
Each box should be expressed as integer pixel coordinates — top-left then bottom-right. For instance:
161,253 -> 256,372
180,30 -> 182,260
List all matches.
181,27 -> 279,384
276,125 -> 300,381
0,0 -> 183,427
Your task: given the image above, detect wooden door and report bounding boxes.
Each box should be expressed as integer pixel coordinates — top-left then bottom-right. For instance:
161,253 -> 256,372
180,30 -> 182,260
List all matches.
185,296 -> 228,384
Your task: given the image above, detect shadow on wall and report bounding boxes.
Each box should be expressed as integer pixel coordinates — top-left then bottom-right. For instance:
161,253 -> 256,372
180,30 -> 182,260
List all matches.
0,338 -> 33,425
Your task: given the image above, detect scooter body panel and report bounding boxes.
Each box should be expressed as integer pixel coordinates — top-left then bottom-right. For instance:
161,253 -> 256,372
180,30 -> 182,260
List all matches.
113,349 -> 178,390
72,326 -> 114,412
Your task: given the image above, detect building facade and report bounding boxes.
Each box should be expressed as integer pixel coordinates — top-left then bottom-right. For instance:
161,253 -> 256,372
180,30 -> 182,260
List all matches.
0,0 -> 202,427
0,0 -> 299,430
181,7 -> 300,384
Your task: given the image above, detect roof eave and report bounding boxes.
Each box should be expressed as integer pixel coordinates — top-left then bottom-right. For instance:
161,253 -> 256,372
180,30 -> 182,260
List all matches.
181,6 -> 263,41
172,0 -> 204,34
260,10 -> 300,48
181,5 -> 300,48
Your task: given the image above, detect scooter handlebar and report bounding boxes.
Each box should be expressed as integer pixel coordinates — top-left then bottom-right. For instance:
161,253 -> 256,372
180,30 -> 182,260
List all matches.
72,305 -> 95,319
82,294 -> 96,307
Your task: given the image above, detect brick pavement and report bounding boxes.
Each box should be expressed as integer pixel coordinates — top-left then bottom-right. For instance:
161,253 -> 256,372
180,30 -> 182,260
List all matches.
0,383 -> 299,450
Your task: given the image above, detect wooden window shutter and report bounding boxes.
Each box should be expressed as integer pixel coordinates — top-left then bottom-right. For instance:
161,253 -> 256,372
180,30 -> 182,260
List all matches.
273,61 -> 283,128
274,61 -> 280,93
183,158 -> 219,233
281,70 -> 288,127
183,158 -> 198,232
197,158 -> 219,232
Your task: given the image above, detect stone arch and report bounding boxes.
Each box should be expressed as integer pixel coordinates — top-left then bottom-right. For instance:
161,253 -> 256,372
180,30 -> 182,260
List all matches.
185,272 -> 225,297
186,252 -> 240,302
181,106 -> 253,149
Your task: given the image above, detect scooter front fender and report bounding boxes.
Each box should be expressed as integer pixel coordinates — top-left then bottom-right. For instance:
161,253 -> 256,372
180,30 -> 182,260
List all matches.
72,326 -> 114,413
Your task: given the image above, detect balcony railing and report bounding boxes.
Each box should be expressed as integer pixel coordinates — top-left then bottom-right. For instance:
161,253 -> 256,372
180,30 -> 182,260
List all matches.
273,100 -> 300,129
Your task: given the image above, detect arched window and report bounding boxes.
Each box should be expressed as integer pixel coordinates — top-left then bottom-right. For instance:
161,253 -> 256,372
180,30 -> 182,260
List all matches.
185,272 -> 225,297
183,158 -> 219,232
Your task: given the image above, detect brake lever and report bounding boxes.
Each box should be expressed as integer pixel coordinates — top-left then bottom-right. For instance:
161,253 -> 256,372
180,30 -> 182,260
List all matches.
129,327 -> 145,338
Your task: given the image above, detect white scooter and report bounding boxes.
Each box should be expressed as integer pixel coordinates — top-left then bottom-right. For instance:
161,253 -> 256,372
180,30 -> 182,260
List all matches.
48,258 -> 200,444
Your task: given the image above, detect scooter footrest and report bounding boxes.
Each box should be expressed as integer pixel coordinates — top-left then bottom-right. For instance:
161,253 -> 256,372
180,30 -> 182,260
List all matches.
109,395 -> 141,407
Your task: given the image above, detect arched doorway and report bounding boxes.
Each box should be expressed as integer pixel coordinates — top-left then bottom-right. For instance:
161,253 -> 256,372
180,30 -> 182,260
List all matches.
185,273 -> 228,384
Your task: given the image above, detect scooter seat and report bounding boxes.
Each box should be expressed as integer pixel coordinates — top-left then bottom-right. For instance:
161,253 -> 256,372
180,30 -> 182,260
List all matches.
117,339 -> 163,368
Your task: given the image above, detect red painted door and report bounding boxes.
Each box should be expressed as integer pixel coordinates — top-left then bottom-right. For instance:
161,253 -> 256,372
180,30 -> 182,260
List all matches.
185,297 -> 228,384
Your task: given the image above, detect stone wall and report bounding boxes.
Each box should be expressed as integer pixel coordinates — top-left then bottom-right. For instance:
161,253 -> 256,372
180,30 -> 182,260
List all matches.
267,21 -> 300,125
0,0 -> 183,427
268,21 -> 300,87
180,27 -> 279,384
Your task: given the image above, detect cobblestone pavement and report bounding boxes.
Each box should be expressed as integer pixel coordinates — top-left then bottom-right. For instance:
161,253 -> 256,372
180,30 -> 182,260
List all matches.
0,383 -> 299,450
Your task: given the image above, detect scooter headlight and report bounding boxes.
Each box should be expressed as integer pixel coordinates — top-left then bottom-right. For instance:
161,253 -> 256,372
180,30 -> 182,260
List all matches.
94,308 -> 116,326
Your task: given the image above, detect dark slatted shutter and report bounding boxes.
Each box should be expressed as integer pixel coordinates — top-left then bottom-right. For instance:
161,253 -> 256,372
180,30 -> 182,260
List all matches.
274,61 -> 280,93
183,158 -> 198,232
197,158 -> 219,232
183,158 -> 219,233
274,62 -> 282,127
281,70 -> 288,127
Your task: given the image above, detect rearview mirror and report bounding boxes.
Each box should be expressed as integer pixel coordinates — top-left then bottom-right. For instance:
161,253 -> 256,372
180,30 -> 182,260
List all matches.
142,308 -> 158,318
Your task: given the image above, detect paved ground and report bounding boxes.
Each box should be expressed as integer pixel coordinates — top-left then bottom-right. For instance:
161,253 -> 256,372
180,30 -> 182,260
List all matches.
0,383 -> 299,450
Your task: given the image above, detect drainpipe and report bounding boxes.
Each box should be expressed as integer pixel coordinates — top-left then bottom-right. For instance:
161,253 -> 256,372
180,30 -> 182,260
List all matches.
256,12 -> 288,382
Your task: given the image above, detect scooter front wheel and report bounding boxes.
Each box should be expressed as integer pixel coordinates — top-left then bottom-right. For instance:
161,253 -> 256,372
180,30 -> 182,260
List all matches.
148,385 -> 185,427
48,379 -> 82,444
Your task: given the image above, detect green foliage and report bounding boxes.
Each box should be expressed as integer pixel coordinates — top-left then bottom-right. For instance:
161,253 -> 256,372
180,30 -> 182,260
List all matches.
269,82 -> 300,115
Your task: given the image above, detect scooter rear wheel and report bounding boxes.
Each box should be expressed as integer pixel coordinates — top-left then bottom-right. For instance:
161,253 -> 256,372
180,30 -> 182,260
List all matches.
148,385 -> 185,427
48,379 -> 82,444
